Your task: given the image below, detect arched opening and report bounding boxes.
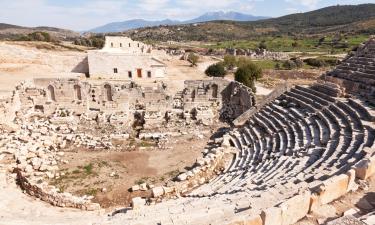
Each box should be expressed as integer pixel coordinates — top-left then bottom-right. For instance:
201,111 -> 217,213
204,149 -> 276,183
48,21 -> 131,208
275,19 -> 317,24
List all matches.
191,90 -> 196,102
74,85 -> 82,101
47,85 -> 56,102
104,84 -> 113,101
212,84 -> 218,98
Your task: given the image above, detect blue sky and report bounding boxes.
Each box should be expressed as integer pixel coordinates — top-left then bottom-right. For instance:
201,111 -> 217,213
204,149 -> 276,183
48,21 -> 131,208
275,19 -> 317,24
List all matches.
0,0 -> 373,30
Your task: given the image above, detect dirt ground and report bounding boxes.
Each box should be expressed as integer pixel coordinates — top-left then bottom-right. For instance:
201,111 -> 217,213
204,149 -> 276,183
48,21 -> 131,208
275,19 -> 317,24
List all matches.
295,176 -> 375,225
49,133 -> 212,209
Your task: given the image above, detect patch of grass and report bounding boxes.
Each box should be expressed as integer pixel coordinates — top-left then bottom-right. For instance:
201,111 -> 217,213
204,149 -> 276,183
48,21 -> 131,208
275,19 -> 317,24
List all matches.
83,163 -> 93,175
85,188 -> 98,196
98,160 -> 109,167
135,176 -> 156,185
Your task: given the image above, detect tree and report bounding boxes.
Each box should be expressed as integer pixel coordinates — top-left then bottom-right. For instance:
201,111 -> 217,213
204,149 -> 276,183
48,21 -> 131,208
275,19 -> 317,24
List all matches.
275,62 -> 281,70
282,60 -> 297,70
292,41 -> 299,48
234,61 -> 262,93
188,53 -> 199,67
258,40 -> 267,50
223,55 -> 237,70
205,63 -> 226,77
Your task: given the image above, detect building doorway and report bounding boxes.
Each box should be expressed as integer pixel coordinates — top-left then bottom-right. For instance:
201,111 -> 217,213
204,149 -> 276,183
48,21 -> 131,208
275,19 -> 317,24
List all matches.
137,69 -> 142,78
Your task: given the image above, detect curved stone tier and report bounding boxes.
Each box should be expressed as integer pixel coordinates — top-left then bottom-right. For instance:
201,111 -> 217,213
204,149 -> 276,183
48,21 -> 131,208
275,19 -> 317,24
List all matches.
325,38 -> 375,104
109,83 -> 375,225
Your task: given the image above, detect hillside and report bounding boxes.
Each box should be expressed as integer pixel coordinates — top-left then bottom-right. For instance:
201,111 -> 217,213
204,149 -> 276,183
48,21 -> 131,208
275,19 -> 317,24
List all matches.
0,23 -> 80,41
88,11 -> 268,33
121,4 -> 375,42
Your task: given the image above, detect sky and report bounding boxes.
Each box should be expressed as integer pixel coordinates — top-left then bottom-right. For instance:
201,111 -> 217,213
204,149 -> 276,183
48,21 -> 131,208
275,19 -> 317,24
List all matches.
0,0 -> 373,31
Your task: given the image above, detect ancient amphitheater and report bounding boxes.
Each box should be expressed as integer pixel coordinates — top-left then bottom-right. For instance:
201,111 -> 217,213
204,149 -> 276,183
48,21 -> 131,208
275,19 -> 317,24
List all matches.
0,38 -> 375,225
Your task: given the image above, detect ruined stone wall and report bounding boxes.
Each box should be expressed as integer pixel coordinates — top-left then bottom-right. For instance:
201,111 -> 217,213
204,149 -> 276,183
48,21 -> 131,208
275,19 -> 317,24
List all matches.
15,169 -> 100,211
13,78 -> 255,130
233,82 -> 290,127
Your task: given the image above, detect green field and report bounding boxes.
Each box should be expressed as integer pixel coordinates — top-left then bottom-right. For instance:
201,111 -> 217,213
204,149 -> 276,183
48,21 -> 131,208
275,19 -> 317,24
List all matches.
202,35 -> 370,53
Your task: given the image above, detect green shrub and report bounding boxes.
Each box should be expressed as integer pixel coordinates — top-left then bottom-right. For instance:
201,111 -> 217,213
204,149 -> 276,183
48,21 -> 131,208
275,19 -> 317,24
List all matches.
188,53 -> 199,67
223,55 -> 237,70
234,61 -> 262,93
205,63 -> 226,77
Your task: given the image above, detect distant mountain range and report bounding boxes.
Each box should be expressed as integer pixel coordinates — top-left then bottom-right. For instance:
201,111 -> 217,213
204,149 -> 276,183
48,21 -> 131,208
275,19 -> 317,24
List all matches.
87,11 -> 269,33
124,4 -> 375,42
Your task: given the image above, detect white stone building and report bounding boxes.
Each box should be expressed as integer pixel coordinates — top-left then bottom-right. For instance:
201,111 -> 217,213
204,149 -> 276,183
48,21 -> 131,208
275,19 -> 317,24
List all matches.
88,36 -> 167,80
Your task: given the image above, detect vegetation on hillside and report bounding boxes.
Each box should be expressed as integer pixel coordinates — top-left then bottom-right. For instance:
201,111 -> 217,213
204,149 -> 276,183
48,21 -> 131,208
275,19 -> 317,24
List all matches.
123,4 -> 375,43
16,32 -> 57,42
73,35 -> 105,48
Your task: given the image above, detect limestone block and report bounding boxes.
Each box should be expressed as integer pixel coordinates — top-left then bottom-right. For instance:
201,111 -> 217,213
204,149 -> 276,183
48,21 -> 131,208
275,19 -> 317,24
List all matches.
309,193 -> 322,213
319,174 -> 349,205
131,197 -> 145,209
139,183 -> 147,191
346,169 -> 358,192
131,185 -> 140,192
261,207 -> 282,225
85,203 -> 100,211
152,186 -> 164,198
177,173 -> 187,181
244,215 -> 263,225
279,190 -> 311,225
229,215 -> 262,225
354,157 -> 375,180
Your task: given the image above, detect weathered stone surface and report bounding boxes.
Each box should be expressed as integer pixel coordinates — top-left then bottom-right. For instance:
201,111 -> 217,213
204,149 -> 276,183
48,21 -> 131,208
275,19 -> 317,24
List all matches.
319,174 -> 349,205
261,207 -> 282,225
152,186 -> 164,198
279,191 -> 311,225
131,197 -> 146,209
355,157 -> 375,180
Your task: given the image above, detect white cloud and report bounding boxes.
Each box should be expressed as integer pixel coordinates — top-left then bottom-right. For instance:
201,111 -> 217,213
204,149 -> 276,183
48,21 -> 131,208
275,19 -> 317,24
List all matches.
285,0 -> 321,9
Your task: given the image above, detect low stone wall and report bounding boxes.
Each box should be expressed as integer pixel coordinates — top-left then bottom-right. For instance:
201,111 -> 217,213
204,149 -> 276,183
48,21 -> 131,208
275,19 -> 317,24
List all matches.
233,82 -> 291,127
15,168 -> 100,211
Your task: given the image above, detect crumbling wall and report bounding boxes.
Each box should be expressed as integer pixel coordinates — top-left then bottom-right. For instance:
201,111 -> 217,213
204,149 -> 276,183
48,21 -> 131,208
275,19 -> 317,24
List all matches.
15,78 -> 256,131
15,169 -> 100,211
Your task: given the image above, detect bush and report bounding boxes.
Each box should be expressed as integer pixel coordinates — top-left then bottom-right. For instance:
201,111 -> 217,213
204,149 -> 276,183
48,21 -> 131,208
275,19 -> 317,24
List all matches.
282,60 -> 297,70
283,58 -> 303,70
223,55 -> 237,70
304,58 -> 326,67
205,63 -> 226,77
259,40 -> 267,50
234,61 -> 262,93
188,53 -> 199,67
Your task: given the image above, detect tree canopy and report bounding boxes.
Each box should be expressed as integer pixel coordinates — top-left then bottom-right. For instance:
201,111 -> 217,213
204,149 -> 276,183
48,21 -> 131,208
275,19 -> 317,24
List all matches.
205,62 -> 226,77
234,60 -> 262,93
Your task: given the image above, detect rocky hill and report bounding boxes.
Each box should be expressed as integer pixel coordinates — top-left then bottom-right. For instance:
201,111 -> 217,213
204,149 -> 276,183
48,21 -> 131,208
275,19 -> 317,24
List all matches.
0,23 -> 80,41
121,4 -> 375,42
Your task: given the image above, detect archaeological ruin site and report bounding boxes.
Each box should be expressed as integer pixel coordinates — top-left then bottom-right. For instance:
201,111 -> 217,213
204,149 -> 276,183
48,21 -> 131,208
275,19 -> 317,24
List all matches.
0,36 -> 375,225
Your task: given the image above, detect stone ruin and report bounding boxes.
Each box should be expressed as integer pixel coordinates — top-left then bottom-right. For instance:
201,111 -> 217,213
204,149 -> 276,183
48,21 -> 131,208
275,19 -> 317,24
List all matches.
226,48 -> 289,60
1,38 -> 375,225
324,37 -> 375,105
